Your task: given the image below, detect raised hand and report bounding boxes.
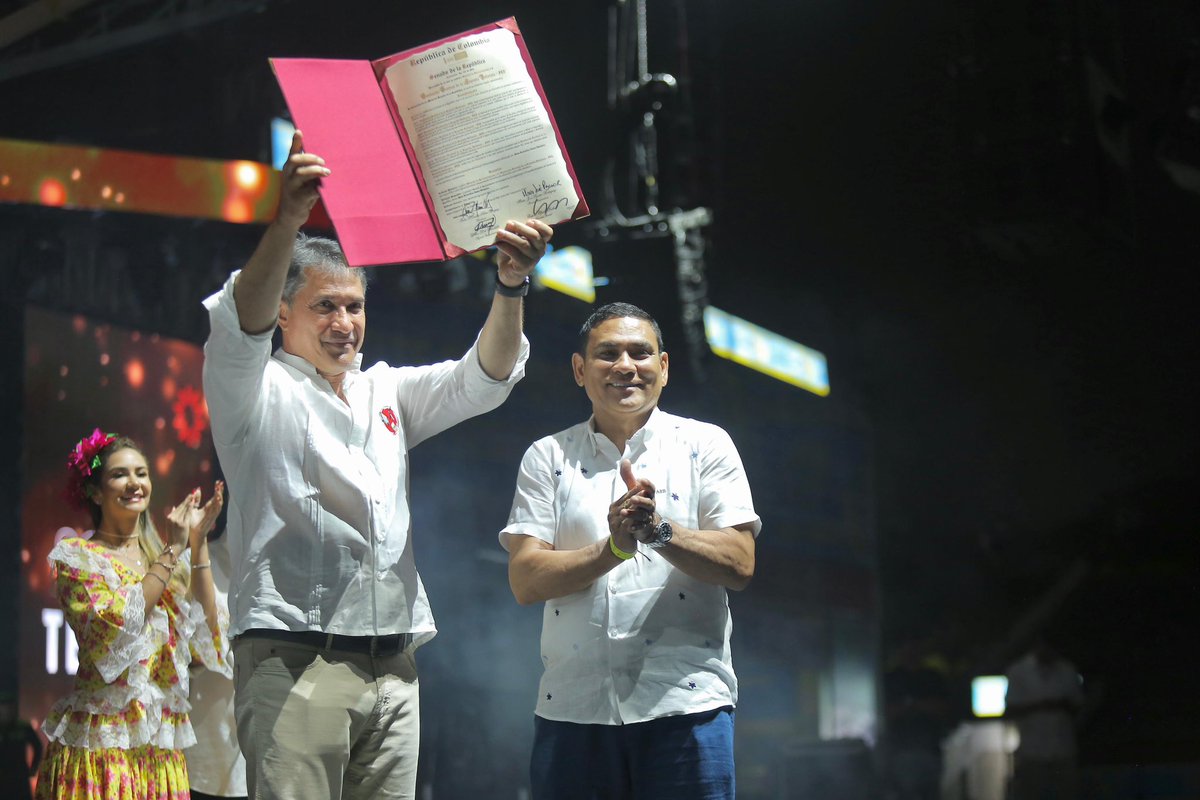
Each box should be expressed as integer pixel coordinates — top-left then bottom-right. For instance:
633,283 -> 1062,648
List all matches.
187,480 -> 225,551
495,219 -> 553,286
163,492 -> 196,551
276,130 -> 330,231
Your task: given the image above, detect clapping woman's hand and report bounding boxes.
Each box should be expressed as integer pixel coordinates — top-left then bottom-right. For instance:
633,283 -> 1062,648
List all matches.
187,481 -> 225,551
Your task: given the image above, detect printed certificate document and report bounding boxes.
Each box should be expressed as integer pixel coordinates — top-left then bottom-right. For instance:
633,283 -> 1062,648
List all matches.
272,18 -> 588,266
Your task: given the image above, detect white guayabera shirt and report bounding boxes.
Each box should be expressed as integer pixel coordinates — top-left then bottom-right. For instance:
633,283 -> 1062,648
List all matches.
204,271 -> 528,642
501,407 -> 761,725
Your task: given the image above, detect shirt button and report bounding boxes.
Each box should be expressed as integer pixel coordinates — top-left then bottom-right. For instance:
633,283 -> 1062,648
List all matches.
608,584 -> 617,594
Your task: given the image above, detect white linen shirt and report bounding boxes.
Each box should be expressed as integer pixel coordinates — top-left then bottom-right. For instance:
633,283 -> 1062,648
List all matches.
500,407 -> 761,725
204,271 -> 528,642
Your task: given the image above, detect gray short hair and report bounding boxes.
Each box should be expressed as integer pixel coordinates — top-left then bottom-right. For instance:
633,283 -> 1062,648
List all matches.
282,233 -> 368,305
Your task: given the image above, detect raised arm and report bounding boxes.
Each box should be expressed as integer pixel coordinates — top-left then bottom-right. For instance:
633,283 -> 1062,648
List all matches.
234,130 -> 329,334
184,481 -> 225,633
477,219 -> 553,380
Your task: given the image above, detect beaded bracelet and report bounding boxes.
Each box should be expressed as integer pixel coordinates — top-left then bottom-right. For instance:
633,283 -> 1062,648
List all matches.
144,571 -> 168,589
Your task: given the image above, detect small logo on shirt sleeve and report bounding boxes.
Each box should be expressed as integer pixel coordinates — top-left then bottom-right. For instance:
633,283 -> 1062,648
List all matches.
380,407 -> 399,434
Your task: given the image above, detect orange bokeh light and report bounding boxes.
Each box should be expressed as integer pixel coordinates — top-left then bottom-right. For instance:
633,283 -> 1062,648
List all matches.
222,196 -> 253,223
125,359 -> 145,390
233,161 -> 264,191
155,449 -> 176,476
39,178 -> 67,207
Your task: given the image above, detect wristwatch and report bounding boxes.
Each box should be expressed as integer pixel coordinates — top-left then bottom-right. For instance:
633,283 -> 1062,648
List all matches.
495,273 -> 530,297
645,519 -> 673,549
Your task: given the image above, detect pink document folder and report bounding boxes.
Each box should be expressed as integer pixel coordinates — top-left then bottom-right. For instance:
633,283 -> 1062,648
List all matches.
271,18 -> 589,267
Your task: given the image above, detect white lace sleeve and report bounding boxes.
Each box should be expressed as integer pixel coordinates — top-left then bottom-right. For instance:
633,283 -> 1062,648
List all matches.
48,539 -> 164,683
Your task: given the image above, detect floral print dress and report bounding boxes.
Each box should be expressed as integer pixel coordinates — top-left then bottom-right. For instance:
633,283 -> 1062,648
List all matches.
35,538 -> 230,800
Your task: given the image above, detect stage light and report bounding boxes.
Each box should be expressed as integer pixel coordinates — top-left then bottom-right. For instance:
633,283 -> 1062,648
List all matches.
100,185 -> 112,199
70,168 -> 81,181
971,675 -> 1007,717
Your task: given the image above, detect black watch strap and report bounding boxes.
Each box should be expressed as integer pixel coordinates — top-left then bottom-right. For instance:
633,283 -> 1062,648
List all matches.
495,273 -> 530,298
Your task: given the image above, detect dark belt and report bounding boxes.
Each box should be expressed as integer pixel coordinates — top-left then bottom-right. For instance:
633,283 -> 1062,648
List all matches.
239,628 -> 412,656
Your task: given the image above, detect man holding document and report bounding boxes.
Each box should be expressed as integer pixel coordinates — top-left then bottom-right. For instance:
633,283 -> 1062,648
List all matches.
203,131 -> 552,800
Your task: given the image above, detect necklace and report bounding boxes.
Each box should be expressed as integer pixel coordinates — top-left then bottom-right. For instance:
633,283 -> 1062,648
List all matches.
92,532 -> 145,569
95,528 -> 139,540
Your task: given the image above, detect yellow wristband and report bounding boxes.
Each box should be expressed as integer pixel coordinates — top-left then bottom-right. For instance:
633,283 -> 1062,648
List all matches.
609,535 -> 635,561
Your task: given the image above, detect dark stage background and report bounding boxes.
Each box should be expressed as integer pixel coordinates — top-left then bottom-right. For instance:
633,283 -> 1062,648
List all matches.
2,1 -> 1199,798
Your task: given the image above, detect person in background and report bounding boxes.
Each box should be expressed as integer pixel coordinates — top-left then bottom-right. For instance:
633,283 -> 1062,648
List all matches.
184,532 -> 246,800
500,302 -> 760,799
1004,641 -> 1085,800
0,693 -> 42,800
35,429 -> 226,800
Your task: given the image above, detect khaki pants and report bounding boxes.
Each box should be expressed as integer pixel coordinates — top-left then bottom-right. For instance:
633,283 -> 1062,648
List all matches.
233,635 -> 420,800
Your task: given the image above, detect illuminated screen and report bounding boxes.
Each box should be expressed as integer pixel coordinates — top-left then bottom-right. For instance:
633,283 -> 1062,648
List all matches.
972,675 -> 1008,717
534,244 -> 597,303
703,305 -> 831,396
19,308 -> 215,741
0,137 -> 278,223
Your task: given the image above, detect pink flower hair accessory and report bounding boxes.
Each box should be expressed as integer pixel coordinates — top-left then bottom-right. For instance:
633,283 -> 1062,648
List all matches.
64,428 -> 118,511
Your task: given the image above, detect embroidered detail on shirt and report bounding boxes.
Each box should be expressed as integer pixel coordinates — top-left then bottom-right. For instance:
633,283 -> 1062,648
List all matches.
554,609 -> 560,616
546,693 -> 553,700
679,592 -> 686,600
688,681 -> 697,689
380,407 -> 399,434
554,469 -> 562,477
581,467 -> 589,475
672,492 -> 680,501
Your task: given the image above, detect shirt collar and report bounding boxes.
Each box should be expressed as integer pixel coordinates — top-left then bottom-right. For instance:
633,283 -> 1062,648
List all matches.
585,406 -> 664,457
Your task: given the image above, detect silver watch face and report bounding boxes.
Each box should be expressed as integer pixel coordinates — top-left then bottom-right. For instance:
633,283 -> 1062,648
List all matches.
647,520 -> 672,549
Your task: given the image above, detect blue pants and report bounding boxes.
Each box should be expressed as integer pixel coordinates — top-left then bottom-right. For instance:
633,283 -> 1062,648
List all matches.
530,707 -> 735,800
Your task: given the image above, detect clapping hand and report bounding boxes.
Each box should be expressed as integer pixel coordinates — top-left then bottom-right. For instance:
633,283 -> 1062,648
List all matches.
164,481 -> 225,552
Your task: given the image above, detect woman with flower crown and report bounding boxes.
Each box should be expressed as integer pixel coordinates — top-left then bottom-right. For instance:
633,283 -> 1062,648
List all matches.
35,429 -> 229,800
